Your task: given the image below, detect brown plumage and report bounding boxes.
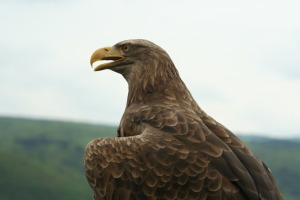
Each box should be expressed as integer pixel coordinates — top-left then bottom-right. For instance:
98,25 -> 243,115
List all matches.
85,39 -> 282,200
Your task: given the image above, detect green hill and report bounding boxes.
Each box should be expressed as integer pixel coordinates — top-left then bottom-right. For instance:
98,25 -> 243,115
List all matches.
0,116 -> 299,200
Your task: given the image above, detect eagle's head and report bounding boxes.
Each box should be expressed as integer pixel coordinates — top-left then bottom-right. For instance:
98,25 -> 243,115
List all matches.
90,39 -> 176,82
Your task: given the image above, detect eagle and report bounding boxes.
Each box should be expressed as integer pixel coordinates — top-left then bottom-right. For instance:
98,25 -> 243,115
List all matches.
85,39 -> 282,200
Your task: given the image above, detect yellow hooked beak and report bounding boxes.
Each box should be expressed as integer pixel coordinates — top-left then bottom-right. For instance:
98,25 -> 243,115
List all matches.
90,46 -> 125,71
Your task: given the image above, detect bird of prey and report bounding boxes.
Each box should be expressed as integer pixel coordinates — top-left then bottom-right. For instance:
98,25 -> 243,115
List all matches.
85,39 -> 282,200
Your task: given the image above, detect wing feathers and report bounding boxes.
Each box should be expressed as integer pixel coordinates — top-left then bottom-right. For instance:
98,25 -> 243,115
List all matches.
85,126 -> 241,199
85,105 -> 282,200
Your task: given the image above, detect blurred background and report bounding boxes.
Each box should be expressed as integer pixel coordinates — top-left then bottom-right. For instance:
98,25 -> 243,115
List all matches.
0,0 -> 299,199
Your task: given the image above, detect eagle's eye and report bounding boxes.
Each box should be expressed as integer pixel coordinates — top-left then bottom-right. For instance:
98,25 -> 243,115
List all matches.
122,45 -> 130,52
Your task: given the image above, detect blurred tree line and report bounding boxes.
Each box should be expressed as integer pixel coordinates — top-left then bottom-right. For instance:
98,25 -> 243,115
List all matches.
0,117 -> 299,200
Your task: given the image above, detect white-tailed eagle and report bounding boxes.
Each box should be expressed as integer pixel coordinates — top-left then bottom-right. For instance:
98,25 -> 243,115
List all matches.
85,39 -> 282,200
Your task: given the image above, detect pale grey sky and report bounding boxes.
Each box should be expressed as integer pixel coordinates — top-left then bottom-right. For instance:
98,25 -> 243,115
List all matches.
1,0 -> 299,138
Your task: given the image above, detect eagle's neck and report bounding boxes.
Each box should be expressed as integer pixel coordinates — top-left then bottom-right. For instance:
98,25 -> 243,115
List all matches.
125,60 -> 195,108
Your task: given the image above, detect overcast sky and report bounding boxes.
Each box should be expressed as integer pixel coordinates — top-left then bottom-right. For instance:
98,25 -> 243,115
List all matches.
1,0 -> 299,138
